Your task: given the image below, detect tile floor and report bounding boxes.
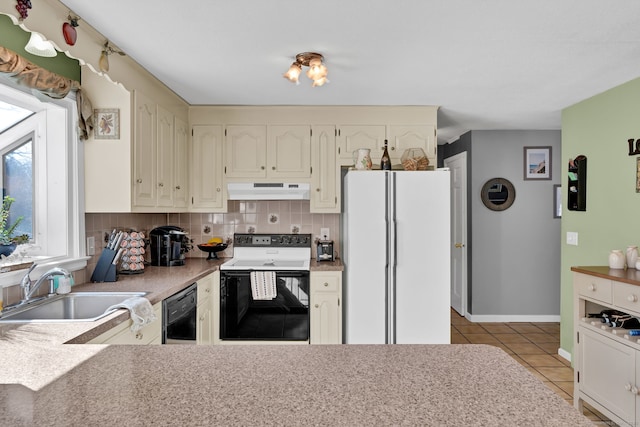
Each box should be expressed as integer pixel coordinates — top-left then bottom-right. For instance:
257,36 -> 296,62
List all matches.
450,309 -> 616,426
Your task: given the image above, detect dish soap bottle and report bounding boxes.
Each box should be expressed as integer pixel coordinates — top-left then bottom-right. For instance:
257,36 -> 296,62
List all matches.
380,140 -> 392,170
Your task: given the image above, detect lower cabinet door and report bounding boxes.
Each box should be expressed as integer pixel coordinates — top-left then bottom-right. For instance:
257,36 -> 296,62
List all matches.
310,272 -> 342,344
197,298 -> 213,345
580,327 -> 636,424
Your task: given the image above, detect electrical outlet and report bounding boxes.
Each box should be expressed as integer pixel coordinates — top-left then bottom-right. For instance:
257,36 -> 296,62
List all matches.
87,236 -> 95,255
566,232 -> 578,246
320,228 -> 330,240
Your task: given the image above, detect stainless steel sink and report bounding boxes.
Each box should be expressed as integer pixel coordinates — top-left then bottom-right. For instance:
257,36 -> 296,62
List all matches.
0,292 -> 148,323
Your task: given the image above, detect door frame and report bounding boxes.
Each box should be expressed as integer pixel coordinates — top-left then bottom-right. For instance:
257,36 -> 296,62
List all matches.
444,151 -> 467,317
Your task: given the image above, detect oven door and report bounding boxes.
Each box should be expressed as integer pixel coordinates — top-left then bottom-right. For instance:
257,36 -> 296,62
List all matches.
220,270 -> 310,341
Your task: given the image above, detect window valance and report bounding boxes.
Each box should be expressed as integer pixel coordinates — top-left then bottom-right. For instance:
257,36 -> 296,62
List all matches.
0,45 -> 94,139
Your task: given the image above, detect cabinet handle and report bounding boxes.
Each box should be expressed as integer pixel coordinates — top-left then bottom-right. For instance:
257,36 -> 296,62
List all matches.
158,182 -> 164,187
316,188 -> 321,192
272,166 -> 276,170
261,166 -> 265,170
200,315 -> 205,321
314,304 -> 319,308
217,187 -> 221,192
205,287 -> 211,293
628,294 -> 638,302
391,146 -> 395,151
175,185 -> 181,190
588,284 -> 596,292
324,282 -> 329,287
135,332 -> 143,340
633,386 -> 639,395
136,179 -> 143,183
626,383 -> 632,391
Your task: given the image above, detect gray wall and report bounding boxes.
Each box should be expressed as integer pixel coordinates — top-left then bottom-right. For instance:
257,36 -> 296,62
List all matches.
469,130 -> 561,315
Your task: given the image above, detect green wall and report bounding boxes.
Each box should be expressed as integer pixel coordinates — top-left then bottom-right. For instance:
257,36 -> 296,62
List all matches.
561,77 -> 640,357
0,14 -> 80,82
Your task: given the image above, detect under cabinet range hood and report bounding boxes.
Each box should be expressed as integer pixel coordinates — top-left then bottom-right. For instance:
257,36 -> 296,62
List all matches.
227,182 -> 310,200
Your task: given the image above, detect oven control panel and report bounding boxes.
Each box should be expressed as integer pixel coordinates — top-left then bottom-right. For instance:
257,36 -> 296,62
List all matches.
233,233 -> 311,248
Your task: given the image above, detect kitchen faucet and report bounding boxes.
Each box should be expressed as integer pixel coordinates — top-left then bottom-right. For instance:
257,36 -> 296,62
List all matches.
20,264 -> 72,303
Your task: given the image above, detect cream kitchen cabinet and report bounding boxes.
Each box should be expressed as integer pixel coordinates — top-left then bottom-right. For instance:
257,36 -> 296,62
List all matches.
197,272 -> 216,345
388,125 -> 437,167
337,125 -> 386,164
87,302 -> 162,345
173,117 -> 189,209
190,125 -> 226,212
310,125 -> 339,213
310,271 -> 342,344
225,125 -> 311,179
337,125 -> 436,167
133,91 -> 188,211
573,268 -> 640,426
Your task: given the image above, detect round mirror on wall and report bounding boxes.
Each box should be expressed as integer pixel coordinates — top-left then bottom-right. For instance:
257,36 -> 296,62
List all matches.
481,178 -> 516,211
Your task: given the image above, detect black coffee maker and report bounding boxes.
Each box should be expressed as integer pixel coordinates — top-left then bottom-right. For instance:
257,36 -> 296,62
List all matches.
149,226 -> 190,266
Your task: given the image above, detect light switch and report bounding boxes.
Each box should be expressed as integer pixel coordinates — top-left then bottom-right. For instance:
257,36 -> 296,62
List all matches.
566,232 -> 578,246
87,236 -> 95,255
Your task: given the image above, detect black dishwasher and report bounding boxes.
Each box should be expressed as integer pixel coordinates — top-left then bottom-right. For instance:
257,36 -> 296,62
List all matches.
162,283 -> 197,344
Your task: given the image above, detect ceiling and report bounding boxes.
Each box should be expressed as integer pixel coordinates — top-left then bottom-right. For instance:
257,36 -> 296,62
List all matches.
59,0 -> 640,144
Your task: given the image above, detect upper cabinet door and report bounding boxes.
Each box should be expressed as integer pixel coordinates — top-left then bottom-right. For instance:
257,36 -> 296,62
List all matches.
337,125 -> 386,163
225,125 -> 267,178
388,125 -> 437,165
267,125 -> 311,178
191,125 -> 226,211
133,91 -> 157,207
311,125 -> 339,213
156,106 -> 175,207
173,117 -> 189,209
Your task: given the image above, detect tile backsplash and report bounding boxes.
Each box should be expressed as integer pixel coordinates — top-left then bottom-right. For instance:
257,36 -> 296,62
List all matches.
84,200 -> 340,284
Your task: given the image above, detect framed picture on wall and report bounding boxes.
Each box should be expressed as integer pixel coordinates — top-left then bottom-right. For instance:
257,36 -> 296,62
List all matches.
524,146 -> 552,180
93,108 -> 120,139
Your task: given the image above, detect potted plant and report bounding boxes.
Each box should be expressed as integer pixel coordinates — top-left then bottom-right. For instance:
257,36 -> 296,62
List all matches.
0,196 -> 29,256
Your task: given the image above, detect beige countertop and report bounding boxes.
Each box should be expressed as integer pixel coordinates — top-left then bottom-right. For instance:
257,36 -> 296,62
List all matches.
0,344 -> 592,426
0,259 -> 591,425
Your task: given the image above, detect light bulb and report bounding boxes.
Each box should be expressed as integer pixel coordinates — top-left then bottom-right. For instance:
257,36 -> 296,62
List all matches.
283,62 -> 302,84
99,51 -> 109,72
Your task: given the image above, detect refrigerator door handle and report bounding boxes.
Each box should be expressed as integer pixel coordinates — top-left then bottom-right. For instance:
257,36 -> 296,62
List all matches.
386,171 -> 397,344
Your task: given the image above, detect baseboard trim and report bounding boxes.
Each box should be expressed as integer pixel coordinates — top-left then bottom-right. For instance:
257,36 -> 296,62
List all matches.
558,348 -> 572,363
466,313 -> 561,323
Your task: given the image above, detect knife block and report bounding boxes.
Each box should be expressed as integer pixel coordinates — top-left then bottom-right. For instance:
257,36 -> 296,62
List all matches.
90,248 -> 118,283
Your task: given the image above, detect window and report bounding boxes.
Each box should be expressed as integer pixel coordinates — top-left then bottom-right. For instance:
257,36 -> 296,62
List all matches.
0,80 -> 86,287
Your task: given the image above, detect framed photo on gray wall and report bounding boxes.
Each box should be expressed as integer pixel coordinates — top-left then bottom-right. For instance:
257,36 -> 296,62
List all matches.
524,146 -> 552,180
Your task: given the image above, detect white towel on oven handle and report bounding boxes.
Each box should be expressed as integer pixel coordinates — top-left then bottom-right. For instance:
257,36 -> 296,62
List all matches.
250,271 -> 277,300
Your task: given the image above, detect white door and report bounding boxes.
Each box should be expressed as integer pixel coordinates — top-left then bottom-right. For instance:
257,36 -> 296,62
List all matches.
444,152 -> 467,316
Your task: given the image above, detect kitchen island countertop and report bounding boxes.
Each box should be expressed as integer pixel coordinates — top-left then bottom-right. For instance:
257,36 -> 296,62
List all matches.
0,344 -> 592,426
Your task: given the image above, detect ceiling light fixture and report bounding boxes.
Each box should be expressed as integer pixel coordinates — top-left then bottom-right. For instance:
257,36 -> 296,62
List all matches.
283,52 -> 328,87
98,41 -> 125,73
24,32 -> 57,57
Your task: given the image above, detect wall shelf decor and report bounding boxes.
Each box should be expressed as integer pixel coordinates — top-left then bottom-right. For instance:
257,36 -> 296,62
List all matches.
568,155 -> 587,211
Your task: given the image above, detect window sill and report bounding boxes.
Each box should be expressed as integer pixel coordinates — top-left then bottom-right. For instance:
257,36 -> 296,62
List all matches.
0,256 -> 89,288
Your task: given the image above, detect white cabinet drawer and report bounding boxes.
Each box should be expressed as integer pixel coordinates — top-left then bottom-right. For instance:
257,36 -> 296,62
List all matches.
575,273 -> 612,304
613,281 -> 640,315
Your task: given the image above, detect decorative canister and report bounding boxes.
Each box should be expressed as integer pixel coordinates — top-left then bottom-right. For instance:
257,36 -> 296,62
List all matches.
353,148 -> 372,170
609,250 -> 625,269
627,246 -> 639,269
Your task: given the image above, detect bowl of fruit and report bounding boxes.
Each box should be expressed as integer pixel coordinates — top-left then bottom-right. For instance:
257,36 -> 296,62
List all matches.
197,237 -> 228,260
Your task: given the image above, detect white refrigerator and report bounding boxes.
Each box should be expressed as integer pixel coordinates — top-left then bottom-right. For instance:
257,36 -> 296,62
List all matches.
343,170 -> 451,344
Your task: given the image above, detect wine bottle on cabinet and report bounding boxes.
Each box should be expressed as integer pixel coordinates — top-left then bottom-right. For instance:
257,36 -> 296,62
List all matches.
381,140 -> 392,170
